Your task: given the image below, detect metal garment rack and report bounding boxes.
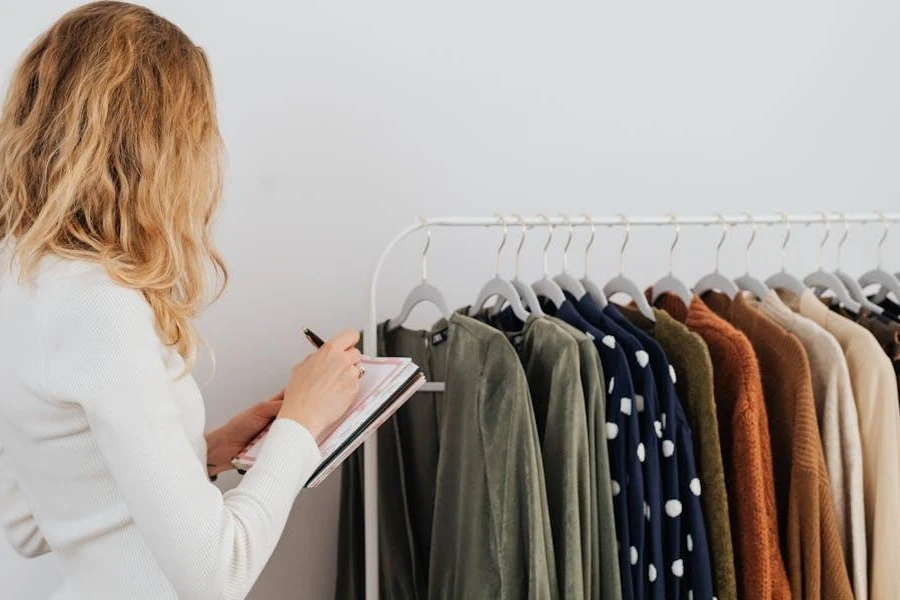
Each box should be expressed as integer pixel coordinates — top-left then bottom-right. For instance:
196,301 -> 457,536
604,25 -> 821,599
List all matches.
361,211 -> 900,600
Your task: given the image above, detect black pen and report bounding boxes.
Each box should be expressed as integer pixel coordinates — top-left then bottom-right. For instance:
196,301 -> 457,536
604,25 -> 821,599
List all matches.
302,327 -> 326,348
303,328 -> 365,376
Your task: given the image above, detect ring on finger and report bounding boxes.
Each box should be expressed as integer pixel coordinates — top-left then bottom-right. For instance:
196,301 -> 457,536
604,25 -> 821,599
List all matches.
356,363 -> 366,378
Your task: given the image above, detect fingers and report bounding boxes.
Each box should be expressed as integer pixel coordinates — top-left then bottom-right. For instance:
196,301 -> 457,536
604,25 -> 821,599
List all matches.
327,329 -> 360,351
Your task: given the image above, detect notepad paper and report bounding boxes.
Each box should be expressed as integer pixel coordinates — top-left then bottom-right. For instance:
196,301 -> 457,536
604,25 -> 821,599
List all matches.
233,356 -> 425,487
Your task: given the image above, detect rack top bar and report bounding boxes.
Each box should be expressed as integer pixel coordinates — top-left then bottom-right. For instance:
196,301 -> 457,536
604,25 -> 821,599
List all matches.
405,213 -> 900,228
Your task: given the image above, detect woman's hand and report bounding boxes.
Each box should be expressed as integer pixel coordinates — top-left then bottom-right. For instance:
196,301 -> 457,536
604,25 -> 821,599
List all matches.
279,329 -> 362,439
205,392 -> 283,478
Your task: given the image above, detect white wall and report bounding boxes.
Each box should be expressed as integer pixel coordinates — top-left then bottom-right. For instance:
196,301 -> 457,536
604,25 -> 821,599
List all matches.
2,2 -> 899,598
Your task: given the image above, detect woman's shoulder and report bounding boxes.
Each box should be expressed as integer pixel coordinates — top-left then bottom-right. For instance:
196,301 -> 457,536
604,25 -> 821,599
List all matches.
12,255 -> 153,331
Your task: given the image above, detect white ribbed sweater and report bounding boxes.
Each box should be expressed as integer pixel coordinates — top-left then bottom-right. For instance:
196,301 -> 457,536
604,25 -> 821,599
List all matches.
0,255 -> 322,599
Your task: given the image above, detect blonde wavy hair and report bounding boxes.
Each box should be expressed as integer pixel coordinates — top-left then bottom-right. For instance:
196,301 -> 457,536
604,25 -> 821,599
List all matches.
0,1 -> 227,368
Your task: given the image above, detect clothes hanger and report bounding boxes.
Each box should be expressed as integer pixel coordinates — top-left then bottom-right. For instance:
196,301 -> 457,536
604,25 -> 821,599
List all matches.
859,211 -> 900,303
833,213 -> 884,314
470,215 -> 531,322
490,214 -> 547,317
651,213 -> 695,306
694,212 -> 739,299
387,218 -> 452,330
603,214 -> 656,321
531,214 -> 567,308
764,212 -> 807,296
553,214 -> 588,299
733,213 -> 771,300
579,213 -> 609,308
802,212 -> 863,314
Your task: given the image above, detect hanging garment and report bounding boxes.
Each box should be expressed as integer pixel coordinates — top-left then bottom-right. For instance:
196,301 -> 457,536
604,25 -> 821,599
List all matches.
547,300 -> 643,600
568,296 -> 666,600
782,289 -> 900,599
606,306 -> 714,600
654,293 -> 791,600
874,295 -> 900,320
756,291 -> 867,600
831,305 -> 900,390
335,315 -> 557,600
703,292 -> 853,600
485,311 -> 592,600
620,306 -> 737,600
549,317 -> 623,600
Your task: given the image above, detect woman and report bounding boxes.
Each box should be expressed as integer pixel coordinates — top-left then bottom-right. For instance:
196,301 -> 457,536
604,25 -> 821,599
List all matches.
0,3 -> 362,598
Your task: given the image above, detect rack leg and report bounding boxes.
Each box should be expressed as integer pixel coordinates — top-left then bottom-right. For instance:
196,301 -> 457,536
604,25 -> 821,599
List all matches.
364,436 -> 378,600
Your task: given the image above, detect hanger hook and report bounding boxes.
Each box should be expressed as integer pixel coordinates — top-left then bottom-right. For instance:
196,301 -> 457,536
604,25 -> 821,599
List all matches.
777,212 -> 791,273
665,212 -> 680,276
419,217 -> 431,282
713,212 -> 728,274
812,212 -> 831,270
560,214 -> 575,273
581,214 -> 596,278
836,212 -> 849,272
493,214 -> 508,277
741,212 -> 757,275
877,210 -> 889,269
615,213 -> 630,275
512,213 -> 527,280
538,214 -> 554,278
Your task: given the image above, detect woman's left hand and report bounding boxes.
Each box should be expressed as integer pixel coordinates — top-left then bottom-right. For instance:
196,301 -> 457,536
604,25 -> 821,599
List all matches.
205,392 -> 283,478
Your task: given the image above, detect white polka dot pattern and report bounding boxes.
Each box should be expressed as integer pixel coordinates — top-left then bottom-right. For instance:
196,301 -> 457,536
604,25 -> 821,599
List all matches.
662,440 -> 675,457
606,423 -> 619,440
665,499 -> 682,517
602,335 -> 616,348
672,559 -> 684,577
636,350 -> 650,367
689,478 -> 702,496
621,397 -> 632,415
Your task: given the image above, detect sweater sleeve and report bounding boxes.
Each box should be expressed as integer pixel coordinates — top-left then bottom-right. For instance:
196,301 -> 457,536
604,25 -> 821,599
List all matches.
0,444 -> 51,558
40,280 -> 322,600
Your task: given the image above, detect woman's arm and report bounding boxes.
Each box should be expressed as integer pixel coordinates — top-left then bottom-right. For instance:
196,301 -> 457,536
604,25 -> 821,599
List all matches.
0,445 -> 51,558
41,281 -> 322,600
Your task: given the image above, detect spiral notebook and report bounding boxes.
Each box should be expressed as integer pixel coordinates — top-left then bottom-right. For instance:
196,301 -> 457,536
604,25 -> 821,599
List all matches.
233,356 -> 425,487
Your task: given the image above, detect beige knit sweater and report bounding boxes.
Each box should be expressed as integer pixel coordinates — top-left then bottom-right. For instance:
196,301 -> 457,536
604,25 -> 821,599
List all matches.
757,290 -> 867,600
785,289 -> 900,599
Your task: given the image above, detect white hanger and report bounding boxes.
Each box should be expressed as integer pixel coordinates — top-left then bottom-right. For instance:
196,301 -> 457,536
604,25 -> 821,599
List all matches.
387,218 -> 452,331
764,212 -> 807,296
579,214 -> 609,308
553,214 -> 588,299
833,213 -> 884,314
734,213 -> 771,300
859,212 -> 900,303
651,213 -> 695,306
491,214 -> 547,317
803,213 -> 863,313
603,214 -> 656,321
531,214 -> 567,308
694,212 -> 739,298
470,215 -> 531,322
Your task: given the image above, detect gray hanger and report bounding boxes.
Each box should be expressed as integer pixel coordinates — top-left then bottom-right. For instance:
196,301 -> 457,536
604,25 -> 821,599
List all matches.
764,212 -> 806,296
803,213 -> 863,313
387,218 -> 452,331
470,215 -> 531,322
694,212 -> 739,299
833,213 -> 884,314
603,214 -> 656,321
651,213 -> 694,307
734,213 -> 771,300
531,214 -> 567,308
490,214 -> 547,317
553,214 -> 588,299
579,214 -> 609,308
859,212 -> 900,303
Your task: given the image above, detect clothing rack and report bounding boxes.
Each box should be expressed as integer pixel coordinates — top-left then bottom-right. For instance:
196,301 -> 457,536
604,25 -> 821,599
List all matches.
361,211 -> 900,600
